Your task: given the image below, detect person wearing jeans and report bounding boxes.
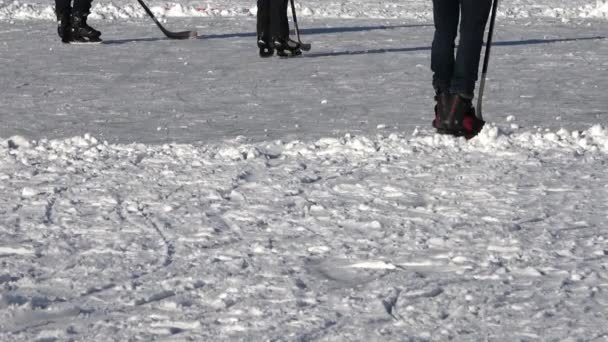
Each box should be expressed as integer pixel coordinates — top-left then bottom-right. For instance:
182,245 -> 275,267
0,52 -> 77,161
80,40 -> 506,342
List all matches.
431,0 -> 492,137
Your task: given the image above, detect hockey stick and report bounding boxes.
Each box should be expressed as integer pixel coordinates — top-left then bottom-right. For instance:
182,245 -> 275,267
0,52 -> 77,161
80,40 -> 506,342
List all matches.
476,0 -> 499,120
289,0 -> 311,51
136,0 -> 197,39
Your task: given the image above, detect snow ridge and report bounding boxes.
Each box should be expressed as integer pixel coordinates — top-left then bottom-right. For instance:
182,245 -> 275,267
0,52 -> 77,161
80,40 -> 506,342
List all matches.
2,126 -> 607,340
3,125 -> 608,164
1,0 -> 607,21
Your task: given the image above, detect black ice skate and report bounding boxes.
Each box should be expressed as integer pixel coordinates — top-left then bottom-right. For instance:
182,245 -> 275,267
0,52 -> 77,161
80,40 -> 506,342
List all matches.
257,34 -> 274,58
273,37 -> 302,57
70,12 -> 102,43
57,9 -> 72,43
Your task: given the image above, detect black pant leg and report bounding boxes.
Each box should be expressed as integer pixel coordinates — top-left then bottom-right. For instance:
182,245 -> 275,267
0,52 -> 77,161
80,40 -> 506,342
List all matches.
451,0 -> 493,97
279,0 -> 289,38
270,0 -> 289,39
55,0 -> 71,17
257,0 -> 271,39
72,0 -> 92,14
430,0 -> 460,93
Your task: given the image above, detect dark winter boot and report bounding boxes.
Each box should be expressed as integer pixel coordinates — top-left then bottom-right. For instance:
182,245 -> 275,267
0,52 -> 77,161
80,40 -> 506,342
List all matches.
257,34 -> 274,58
70,12 -> 101,43
56,9 -> 72,43
432,91 -> 451,133
441,94 -> 485,139
460,106 -> 485,139
273,37 -> 302,57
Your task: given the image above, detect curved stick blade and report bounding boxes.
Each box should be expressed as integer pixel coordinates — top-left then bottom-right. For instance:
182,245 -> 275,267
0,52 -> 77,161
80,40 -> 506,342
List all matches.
164,30 -> 198,40
299,43 -> 311,51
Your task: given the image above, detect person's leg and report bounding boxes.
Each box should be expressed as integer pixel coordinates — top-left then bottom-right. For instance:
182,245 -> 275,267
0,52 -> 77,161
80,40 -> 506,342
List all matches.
450,0 -> 492,98
431,0 -> 460,94
272,0 -> 301,56
55,0 -> 71,18
270,0 -> 289,40
257,0 -> 274,56
72,0 -> 92,14
55,0 -> 72,42
431,0 -> 460,132
278,0 -> 289,39
257,0 -> 271,40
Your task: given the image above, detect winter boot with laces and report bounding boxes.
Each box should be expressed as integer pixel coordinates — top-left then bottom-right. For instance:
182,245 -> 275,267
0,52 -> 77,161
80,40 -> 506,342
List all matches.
433,93 -> 485,139
445,93 -> 485,138
432,91 -> 451,133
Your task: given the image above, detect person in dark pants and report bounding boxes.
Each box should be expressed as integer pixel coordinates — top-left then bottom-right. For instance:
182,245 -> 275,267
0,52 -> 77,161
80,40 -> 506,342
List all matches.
431,0 -> 492,137
257,0 -> 303,57
55,0 -> 101,43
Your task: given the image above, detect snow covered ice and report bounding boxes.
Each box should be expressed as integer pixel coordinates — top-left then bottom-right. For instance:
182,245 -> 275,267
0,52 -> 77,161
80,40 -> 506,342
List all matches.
1,0 -> 608,341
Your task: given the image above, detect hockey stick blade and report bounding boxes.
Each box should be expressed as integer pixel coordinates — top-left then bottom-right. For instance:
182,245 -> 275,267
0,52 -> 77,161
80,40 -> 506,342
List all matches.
162,29 -> 198,40
136,0 -> 197,39
299,42 -> 311,51
289,0 -> 311,52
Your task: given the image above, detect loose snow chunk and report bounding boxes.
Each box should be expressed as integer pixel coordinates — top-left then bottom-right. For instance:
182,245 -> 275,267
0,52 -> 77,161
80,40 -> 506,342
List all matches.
307,246 -> 330,254
367,220 -> 382,229
347,261 -> 396,270
21,187 -> 37,198
451,255 -> 469,264
514,266 -> 544,277
0,246 -> 35,256
8,135 -> 31,149
487,245 -> 521,253
217,147 -> 245,160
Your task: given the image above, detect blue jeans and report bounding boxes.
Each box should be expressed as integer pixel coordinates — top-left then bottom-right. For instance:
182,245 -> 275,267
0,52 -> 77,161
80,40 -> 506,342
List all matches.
431,0 -> 492,98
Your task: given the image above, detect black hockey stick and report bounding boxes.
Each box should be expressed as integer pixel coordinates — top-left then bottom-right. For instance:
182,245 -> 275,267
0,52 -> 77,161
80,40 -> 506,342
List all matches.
136,0 -> 197,39
476,0 -> 499,120
289,0 -> 311,51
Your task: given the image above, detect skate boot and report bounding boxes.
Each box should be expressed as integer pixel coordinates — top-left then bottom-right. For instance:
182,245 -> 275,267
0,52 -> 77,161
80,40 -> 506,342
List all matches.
56,9 -> 72,43
432,91 -> 451,134
70,12 -> 102,43
441,93 -> 485,139
257,33 -> 274,58
273,37 -> 302,57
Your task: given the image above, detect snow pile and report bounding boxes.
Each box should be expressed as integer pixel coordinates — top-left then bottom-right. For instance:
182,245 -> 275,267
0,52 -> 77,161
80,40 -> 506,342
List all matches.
502,0 -> 608,20
1,0 -> 607,21
0,2 -> 256,21
1,127 -> 608,340
585,0 -> 608,18
0,1 -> 55,20
3,125 -> 607,165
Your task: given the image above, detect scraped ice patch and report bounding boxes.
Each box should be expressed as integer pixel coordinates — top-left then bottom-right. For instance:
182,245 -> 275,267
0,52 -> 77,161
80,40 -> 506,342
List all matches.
346,261 -> 397,270
0,246 -> 35,255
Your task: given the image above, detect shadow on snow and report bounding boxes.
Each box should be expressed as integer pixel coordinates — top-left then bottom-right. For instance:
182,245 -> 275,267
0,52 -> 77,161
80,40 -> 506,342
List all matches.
102,21 -> 605,57
102,23 -> 430,44
303,36 -> 605,58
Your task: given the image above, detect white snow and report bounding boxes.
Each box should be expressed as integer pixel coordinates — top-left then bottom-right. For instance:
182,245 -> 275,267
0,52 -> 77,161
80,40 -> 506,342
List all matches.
1,0 -> 608,340
1,0 -> 608,21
